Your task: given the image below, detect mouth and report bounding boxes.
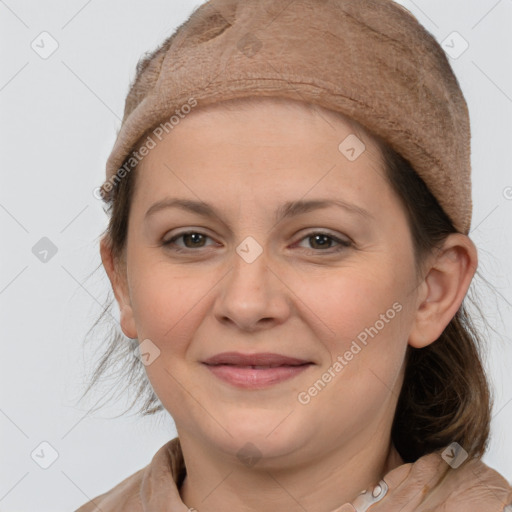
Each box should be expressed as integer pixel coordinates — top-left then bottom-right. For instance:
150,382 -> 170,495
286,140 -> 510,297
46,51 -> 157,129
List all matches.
203,351 -> 313,366
202,352 -> 314,389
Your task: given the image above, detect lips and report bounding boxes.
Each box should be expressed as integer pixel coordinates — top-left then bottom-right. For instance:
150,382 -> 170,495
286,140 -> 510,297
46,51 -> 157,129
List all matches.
202,352 -> 312,367
202,352 -> 314,389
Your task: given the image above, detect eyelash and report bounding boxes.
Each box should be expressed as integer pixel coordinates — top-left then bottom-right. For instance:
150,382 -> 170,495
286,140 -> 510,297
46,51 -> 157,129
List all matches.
162,230 -> 352,254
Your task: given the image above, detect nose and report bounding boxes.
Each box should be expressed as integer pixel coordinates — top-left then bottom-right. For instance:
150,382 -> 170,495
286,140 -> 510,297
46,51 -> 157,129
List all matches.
213,243 -> 291,332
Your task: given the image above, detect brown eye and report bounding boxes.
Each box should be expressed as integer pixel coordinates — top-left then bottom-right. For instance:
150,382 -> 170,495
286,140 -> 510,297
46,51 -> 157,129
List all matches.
181,233 -> 207,248
295,231 -> 352,253
308,234 -> 334,250
163,231 -> 215,250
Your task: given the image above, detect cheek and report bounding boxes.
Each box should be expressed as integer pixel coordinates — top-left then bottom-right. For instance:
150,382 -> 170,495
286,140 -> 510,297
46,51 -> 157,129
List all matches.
292,274 -> 411,440
126,262 -> 214,414
292,265 -> 413,399
127,256 -> 211,351
292,262 -> 411,343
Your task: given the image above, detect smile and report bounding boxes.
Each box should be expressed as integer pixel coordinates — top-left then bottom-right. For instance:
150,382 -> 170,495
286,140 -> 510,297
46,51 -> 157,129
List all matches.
203,363 -> 314,389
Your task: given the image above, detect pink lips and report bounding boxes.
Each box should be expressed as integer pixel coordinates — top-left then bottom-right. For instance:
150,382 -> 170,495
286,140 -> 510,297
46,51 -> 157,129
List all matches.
202,352 -> 313,389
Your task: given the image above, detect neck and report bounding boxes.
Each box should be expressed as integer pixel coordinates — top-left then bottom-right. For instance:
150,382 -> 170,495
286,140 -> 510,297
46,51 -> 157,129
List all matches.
179,432 -> 404,512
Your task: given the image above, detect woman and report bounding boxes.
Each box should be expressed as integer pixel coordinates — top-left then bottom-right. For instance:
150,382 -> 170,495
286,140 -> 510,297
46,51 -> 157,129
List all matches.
77,0 -> 512,510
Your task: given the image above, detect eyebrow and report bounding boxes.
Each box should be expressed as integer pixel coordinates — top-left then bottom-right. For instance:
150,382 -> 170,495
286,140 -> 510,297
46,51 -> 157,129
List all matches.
144,197 -> 373,224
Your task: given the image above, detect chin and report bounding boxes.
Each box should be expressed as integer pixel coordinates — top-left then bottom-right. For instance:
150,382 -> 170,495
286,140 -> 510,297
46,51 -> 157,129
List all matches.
205,410 -> 312,466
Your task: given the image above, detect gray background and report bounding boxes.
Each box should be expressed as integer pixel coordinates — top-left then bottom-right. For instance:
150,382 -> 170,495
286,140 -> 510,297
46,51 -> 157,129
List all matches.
1,1 -> 511,510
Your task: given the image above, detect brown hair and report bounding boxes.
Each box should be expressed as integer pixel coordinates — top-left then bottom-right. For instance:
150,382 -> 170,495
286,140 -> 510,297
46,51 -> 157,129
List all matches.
82,111 -> 493,463
380,142 -> 492,462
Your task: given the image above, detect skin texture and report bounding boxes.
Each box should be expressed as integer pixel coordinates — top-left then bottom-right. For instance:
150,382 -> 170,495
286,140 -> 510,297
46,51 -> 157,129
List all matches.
101,97 -> 481,511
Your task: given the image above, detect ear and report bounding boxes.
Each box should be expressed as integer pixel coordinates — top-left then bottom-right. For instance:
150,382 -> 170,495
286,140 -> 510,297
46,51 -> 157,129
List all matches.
99,236 -> 138,340
408,234 -> 478,349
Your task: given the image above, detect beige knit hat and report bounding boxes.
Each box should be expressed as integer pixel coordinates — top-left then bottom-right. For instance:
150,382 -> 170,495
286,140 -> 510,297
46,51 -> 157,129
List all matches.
102,0 -> 472,234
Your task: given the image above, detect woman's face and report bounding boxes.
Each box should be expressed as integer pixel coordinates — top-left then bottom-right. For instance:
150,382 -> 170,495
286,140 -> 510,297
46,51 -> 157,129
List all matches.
113,98 -> 424,465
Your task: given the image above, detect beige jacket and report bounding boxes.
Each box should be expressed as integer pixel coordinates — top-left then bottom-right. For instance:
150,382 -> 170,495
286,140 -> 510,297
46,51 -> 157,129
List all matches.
75,437 -> 512,512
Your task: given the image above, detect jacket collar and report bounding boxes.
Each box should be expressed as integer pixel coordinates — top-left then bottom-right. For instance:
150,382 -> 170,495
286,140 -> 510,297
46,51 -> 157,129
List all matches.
125,436 -> 511,511
140,437 -> 191,511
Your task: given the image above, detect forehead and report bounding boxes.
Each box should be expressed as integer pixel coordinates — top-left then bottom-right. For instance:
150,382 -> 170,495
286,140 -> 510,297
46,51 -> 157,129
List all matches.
165,96 -> 379,146
137,97 -> 384,171
132,97 -> 391,213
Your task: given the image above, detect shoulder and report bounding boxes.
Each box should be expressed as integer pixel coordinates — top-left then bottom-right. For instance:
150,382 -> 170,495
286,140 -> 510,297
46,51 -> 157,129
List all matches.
74,466 -> 146,512
385,450 -> 512,511
438,456 -> 512,511
74,437 -> 183,512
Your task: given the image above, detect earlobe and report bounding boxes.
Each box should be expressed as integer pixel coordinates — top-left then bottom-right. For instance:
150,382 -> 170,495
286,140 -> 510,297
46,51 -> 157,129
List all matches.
99,236 -> 138,340
408,234 -> 478,349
